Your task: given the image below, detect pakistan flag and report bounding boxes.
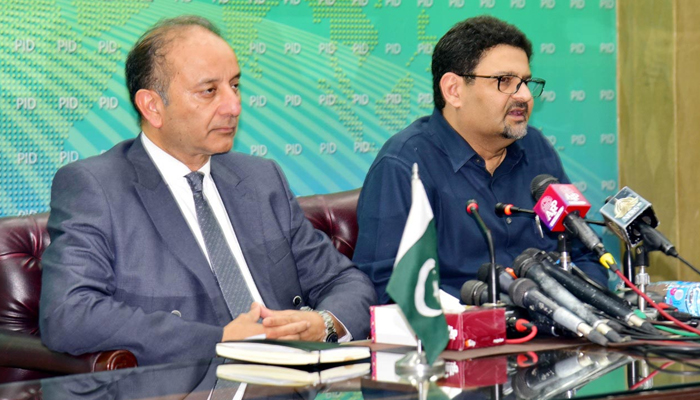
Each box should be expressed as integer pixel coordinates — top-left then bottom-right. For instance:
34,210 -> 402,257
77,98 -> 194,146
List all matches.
387,164 -> 449,365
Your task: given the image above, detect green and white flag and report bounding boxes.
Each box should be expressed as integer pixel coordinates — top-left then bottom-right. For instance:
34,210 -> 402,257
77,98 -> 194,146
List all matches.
386,164 -> 449,365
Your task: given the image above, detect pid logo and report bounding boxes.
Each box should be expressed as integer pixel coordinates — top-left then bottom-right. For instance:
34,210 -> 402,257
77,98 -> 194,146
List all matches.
601,180 -> 617,191
600,133 -> 615,144
570,43 -> 586,54
572,181 -> 588,192
570,90 -> 586,101
540,90 -> 556,102
540,43 -> 556,54
571,134 -> 586,146
600,90 -> 615,101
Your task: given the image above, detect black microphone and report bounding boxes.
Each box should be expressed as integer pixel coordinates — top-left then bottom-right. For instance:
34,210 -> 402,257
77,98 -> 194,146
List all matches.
535,251 -> 656,333
477,263 -> 513,294
466,199 -> 498,304
512,250 -> 624,343
495,202 -> 536,216
461,280 -> 488,306
460,279 -> 512,306
508,278 -> 608,346
531,175 -> 618,271
637,222 -> 678,257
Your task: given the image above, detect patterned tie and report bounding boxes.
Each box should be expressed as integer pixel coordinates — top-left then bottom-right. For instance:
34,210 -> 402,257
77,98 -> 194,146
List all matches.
185,171 -> 253,319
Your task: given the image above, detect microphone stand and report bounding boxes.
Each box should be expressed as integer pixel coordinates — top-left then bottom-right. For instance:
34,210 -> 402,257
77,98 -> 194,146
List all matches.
557,233 -> 573,272
633,244 -> 651,312
467,200 -> 497,304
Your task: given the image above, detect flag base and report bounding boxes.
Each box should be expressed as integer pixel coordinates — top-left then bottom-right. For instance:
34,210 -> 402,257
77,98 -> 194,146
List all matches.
394,350 -> 445,383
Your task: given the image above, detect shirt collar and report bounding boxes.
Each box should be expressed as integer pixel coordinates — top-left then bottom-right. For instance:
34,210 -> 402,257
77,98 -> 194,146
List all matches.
428,108 -> 529,172
428,108 -> 478,173
140,133 -> 212,186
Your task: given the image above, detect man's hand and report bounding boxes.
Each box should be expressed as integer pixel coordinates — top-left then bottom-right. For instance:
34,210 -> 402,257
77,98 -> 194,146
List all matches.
222,303 -> 310,342
260,306 -> 347,342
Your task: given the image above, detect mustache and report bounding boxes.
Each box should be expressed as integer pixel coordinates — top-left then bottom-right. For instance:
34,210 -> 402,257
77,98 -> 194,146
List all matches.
507,102 -> 529,113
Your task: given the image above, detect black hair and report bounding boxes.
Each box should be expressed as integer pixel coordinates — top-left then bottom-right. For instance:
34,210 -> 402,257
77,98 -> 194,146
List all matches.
125,15 -> 222,117
431,15 -> 532,110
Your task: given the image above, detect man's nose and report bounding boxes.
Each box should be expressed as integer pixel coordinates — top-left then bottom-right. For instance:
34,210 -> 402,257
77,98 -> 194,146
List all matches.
220,86 -> 242,117
512,82 -> 533,102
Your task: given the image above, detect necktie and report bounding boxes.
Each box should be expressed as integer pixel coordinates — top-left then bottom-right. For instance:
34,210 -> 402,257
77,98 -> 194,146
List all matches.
185,171 -> 254,319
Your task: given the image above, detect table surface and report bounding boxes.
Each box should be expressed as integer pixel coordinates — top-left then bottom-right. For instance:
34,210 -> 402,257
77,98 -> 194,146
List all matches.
2,342 -> 700,400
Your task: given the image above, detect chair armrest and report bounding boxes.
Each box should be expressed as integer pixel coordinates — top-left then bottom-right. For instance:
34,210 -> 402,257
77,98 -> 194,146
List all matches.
0,330 -> 137,374
78,349 -> 138,372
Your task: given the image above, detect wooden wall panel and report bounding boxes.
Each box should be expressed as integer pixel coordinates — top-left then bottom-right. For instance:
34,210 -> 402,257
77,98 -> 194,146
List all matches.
618,0 -> 679,280
675,0 -> 700,281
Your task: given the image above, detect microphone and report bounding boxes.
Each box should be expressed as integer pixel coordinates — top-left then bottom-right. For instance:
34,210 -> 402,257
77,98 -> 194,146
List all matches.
477,263 -> 514,294
461,280 -> 487,306
512,250 -> 624,343
461,279 -> 575,339
537,251 -> 656,333
460,279 -> 512,306
496,202 -> 606,225
530,174 -> 617,271
466,199 -> 498,304
495,202 -> 536,216
508,278 -> 608,346
599,187 -> 677,256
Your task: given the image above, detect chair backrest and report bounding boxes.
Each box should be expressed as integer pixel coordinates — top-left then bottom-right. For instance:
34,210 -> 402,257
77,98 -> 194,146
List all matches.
297,188 -> 361,259
0,189 -> 361,335
0,213 -> 49,336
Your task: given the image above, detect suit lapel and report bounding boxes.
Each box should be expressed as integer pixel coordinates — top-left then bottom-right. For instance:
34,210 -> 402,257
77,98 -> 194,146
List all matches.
210,157 -> 278,309
126,137 -> 231,322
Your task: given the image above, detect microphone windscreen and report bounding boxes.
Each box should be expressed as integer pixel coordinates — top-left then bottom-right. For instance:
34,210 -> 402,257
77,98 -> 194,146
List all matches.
508,278 -> 537,307
477,263 -> 505,282
530,174 -> 559,201
460,280 -> 486,305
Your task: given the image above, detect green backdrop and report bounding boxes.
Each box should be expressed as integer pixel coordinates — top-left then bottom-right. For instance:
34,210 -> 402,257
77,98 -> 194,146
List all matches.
0,0 -> 618,253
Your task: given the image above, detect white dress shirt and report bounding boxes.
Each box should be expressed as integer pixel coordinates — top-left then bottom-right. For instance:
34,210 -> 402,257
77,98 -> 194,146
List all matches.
141,134 -> 264,306
141,133 -> 351,342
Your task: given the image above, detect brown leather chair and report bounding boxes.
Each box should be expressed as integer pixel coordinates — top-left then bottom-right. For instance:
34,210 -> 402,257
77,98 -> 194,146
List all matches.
297,188 -> 361,259
0,213 -> 137,384
0,188 -> 361,384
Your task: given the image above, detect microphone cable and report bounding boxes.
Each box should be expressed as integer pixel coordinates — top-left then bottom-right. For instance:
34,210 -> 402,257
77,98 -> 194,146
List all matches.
614,268 -> 700,336
505,319 -> 538,345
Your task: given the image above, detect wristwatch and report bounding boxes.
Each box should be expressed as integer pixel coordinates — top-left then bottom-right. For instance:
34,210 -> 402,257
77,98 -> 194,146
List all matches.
317,310 -> 338,343
301,307 -> 338,342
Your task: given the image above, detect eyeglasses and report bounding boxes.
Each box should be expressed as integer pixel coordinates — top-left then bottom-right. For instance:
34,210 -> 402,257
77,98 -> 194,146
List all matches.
457,74 -> 546,98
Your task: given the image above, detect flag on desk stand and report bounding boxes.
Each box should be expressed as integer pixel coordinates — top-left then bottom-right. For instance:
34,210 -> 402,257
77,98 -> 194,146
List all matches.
386,163 -> 449,365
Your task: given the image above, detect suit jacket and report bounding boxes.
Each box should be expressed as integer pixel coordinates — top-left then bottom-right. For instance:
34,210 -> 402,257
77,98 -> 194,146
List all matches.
39,136 -> 376,366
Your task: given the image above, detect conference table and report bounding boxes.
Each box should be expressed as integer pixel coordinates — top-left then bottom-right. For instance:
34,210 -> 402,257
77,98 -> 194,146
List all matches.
2,341 -> 700,400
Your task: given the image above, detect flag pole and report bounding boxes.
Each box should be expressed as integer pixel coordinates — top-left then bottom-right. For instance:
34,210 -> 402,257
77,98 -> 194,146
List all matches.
392,164 -> 446,382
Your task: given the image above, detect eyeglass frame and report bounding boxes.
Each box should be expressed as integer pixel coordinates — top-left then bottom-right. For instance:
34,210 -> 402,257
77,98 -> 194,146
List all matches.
455,73 -> 546,98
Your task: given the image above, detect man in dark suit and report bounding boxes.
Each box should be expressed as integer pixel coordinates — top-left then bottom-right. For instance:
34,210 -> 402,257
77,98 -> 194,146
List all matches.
39,15 -> 376,366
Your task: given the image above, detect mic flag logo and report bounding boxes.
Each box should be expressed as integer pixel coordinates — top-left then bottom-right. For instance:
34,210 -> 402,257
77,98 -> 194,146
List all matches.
387,163 -> 449,365
600,187 -> 658,246
613,196 -> 640,220
540,195 -> 565,229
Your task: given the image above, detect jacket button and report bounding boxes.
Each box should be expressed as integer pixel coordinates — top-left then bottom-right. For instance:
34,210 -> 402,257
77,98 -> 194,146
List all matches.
292,296 -> 302,306
171,310 -> 182,318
